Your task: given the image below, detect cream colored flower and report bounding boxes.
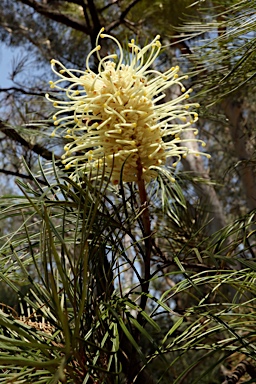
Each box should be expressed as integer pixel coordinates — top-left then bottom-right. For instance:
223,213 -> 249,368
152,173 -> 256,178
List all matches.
46,28 -> 209,184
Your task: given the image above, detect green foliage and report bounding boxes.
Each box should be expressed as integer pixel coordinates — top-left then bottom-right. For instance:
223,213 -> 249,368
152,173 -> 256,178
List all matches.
0,159 -> 255,382
178,0 -> 256,103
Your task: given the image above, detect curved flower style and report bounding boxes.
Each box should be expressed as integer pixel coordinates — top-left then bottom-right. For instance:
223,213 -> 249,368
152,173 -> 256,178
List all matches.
46,28 -> 209,184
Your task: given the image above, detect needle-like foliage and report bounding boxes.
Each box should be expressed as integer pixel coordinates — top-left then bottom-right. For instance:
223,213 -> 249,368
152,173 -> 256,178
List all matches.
0,156 -> 255,383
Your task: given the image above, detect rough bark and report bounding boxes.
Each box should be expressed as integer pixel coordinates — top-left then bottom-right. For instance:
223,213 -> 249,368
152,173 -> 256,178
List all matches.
181,130 -> 227,235
222,97 -> 256,212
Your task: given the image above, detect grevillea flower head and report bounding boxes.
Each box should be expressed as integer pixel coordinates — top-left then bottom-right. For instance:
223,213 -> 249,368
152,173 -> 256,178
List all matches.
46,28 -> 209,184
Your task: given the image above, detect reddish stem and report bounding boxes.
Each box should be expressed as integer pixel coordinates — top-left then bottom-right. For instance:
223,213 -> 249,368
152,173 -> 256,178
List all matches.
136,159 -> 152,314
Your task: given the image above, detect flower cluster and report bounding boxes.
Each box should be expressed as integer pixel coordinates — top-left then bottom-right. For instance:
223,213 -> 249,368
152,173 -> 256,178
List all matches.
46,28 -> 209,184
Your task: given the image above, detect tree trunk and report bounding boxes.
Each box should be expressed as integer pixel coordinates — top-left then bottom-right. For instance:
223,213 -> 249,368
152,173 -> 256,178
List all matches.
222,97 -> 256,212
181,130 -> 227,234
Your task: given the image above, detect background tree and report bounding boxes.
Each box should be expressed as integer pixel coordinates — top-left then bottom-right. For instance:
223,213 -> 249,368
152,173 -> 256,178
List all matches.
0,0 -> 255,383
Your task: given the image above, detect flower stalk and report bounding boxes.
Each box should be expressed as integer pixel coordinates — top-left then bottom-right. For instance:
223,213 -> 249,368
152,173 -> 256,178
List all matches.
136,158 -> 152,313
